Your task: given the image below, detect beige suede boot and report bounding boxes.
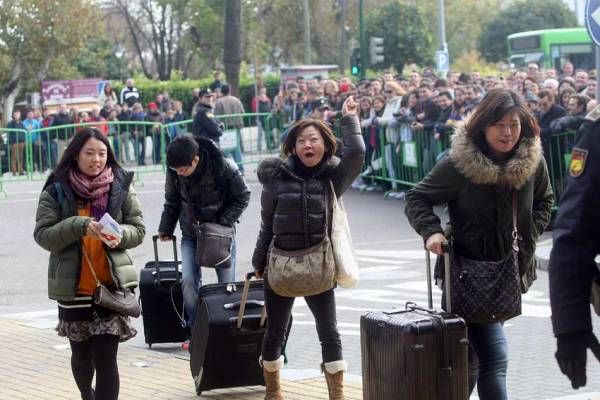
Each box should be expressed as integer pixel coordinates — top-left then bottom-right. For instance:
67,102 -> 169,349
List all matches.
261,356 -> 285,400
322,360 -> 347,400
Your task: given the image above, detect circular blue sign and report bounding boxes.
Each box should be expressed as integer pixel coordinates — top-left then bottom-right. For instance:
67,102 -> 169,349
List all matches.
585,0 -> 600,47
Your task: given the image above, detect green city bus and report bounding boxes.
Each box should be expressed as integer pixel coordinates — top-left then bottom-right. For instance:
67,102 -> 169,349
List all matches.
507,27 -> 594,70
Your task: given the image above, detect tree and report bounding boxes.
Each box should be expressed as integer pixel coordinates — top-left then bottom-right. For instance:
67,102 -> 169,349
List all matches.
364,1 -> 433,73
223,0 -> 241,96
0,0 -> 97,122
478,0 -> 577,62
105,0 -> 224,80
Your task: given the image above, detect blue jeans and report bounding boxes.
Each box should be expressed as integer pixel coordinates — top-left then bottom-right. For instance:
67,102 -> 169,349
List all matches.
180,235 -> 236,327
468,322 -> 508,400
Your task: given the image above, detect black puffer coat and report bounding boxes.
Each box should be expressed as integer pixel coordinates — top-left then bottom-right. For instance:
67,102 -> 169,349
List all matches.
158,136 -> 250,238
252,115 -> 365,272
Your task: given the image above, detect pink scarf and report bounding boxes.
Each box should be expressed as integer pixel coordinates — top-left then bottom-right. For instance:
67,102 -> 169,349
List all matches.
68,166 -> 114,219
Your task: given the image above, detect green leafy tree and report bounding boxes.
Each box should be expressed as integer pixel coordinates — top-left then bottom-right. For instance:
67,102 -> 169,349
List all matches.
0,0 -> 97,121
365,1 -> 433,73
478,0 -> 577,62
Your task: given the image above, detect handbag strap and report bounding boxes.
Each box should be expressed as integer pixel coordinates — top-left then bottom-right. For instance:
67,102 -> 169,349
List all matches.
80,242 -> 101,288
511,191 -> 519,251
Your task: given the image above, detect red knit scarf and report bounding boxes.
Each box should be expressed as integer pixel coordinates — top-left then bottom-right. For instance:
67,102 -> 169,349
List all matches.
68,166 -> 114,219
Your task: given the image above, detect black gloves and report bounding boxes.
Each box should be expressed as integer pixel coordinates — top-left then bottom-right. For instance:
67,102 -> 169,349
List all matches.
555,331 -> 600,389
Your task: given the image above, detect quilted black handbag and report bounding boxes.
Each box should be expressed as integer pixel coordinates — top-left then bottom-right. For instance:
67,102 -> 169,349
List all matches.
444,191 -> 522,324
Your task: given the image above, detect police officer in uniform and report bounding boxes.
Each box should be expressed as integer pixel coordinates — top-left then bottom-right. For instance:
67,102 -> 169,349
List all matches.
192,88 -> 223,144
549,105 -> 600,389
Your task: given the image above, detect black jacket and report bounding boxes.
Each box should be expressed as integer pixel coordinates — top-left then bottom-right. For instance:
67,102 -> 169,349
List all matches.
192,103 -> 223,143
252,115 -> 366,272
158,136 -> 250,238
51,112 -> 73,141
539,104 -> 566,139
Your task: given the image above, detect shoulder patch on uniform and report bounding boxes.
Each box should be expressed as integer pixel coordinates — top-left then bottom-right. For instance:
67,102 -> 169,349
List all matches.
569,147 -> 588,178
585,104 -> 600,121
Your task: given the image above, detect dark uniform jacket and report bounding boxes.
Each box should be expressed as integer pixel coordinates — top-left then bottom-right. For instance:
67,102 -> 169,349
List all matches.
192,103 -> 223,143
405,122 -> 554,293
251,115 -> 366,273
158,136 -> 250,238
549,114 -> 600,336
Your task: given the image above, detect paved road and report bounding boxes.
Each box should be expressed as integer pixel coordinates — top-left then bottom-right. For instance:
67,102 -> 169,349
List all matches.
1,171 -> 599,399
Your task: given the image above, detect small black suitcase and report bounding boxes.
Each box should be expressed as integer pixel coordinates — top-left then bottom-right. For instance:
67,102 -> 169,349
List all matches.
139,235 -> 189,347
189,272 -> 289,395
361,248 -> 469,400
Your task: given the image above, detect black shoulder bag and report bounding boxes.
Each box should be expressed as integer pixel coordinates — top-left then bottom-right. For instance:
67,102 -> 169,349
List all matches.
445,191 -> 522,324
186,201 -> 234,269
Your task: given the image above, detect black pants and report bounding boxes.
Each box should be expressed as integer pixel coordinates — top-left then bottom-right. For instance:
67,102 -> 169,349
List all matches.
262,288 -> 342,363
69,334 -> 120,400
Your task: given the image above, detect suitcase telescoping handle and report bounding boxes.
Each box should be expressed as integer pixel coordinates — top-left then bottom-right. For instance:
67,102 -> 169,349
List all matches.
151,234 -> 179,284
425,242 -> 451,312
236,271 -> 267,330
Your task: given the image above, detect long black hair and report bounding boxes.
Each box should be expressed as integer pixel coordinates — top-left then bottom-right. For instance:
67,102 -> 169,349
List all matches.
44,128 -> 121,188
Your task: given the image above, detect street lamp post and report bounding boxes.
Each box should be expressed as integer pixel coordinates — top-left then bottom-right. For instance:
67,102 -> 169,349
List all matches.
114,45 -> 125,82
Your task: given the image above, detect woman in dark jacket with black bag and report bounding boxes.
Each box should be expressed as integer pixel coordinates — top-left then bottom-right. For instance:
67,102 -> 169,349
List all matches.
252,96 -> 365,400
405,89 -> 553,400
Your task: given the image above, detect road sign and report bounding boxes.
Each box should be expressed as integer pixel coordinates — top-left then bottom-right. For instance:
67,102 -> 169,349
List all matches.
586,0 -> 600,46
435,50 -> 449,72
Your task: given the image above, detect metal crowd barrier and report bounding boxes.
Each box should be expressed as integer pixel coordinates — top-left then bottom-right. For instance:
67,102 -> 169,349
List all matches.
0,113 -> 279,197
0,116 -> 576,206
355,123 -> 575,209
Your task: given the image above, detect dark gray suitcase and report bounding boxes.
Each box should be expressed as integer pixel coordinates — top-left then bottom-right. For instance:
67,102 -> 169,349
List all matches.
139,235 -> 188,346
361,248 -> 469,400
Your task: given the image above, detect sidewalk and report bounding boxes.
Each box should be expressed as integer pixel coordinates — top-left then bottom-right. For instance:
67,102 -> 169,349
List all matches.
0,318 -> 362,400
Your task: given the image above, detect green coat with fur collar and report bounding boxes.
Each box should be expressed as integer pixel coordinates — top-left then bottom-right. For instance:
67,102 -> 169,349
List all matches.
34,169 -> 145,301
405,123 -> 553,293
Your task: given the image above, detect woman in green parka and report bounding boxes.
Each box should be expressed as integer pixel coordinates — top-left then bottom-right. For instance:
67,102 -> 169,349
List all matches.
405,89 -> 553,400
34,127 -> 145,400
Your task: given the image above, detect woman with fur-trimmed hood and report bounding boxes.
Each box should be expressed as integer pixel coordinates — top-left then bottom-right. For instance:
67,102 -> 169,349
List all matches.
405,89 -> 553,399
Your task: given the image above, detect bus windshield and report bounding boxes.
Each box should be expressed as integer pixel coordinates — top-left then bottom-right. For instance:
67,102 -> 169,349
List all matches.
507,28 -> 594,70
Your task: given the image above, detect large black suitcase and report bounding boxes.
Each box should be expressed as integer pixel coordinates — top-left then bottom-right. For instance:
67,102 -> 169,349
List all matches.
190,272 -> 288,395
139,235 -> 189,347
361,248 -> 469,400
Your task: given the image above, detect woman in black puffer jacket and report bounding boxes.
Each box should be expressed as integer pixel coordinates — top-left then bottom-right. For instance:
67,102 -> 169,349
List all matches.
252,96 -> 365,400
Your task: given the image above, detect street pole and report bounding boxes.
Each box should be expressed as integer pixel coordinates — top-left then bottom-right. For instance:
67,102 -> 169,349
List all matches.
302,0 -> 311,64
596,45 -> 600,101
339,0 -> 347,74
359,0 -> 367,79
438,0 -> 447,52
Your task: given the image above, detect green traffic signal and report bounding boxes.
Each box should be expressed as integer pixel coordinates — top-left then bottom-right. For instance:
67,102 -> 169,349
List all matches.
350,47 -> 361,77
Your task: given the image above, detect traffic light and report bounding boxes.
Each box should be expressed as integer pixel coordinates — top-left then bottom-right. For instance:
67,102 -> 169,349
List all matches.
350,47 -> 362,76
369,37 -> 384,64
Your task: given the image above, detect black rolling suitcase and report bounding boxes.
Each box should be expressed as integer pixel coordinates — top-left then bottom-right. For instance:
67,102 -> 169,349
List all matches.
189,272 -> 288,395
139,235 -> 189,347
361,247 -> 469,400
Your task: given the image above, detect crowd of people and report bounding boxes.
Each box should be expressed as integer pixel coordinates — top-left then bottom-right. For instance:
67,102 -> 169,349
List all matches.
263,62 -> 594,193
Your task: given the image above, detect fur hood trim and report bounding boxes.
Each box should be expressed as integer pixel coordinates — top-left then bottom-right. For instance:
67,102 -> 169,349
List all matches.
449,122 -> 542,189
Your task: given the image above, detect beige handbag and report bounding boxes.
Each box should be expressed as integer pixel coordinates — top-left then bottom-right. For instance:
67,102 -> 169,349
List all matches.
329,181 -> 359,288
266,187 -> 335,297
